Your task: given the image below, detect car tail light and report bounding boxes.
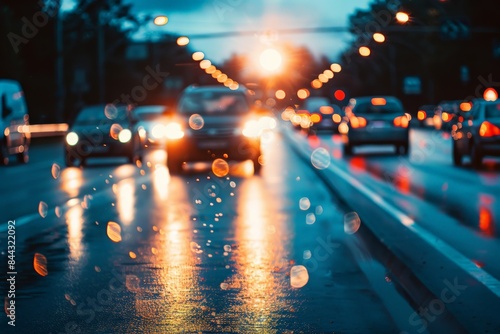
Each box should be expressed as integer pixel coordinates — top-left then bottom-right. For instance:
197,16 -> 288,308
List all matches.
350,117 -> 367,128
310,113 -> 322,123
394,116 -> 409,128
417,110 -> 426,121
479,121 -> 500,137
332,114 -> 342,124
441,112 -> 453,122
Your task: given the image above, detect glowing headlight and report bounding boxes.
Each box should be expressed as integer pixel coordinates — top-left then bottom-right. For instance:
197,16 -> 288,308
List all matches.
242,120 -> 262,138
165,122 -> 184,139
118,129 -> 132,143
66,132 -> 79,146
151,124 -> 166,139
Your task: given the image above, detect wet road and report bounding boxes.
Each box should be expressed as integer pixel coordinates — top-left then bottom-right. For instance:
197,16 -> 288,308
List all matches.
0,133 -> 420,333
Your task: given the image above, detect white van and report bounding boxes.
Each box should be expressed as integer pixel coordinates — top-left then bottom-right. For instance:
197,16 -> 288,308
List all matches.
0,80 -> 30,165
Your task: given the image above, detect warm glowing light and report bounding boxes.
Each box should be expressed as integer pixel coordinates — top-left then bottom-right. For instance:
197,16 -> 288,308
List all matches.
297,89 -> 310,100
205,65 -> 216,74
333,114 -> 342,123
441,112 -> 450,122
350,116 -> 367,128
211,70 -> 222,79
310,114 -> 321,123
199,59 -> 211,69
275,90 -> 286,100
359,46 -> 371,57
394,116 -> 409,128
318,73 -> 328,83
107,221 -> 122,242
373,33 -> 386,43
334,90 -> 346,101
212,158 -> 230,177
290,265 -> 309,288
33,253 -> 48,276
217,74 -> 228,83
192,51 -> 205,61
323,70 -> 334,79
176,36 -> 189,46
229,82 -> 239,90
311,79 -> 323,89
479,121 -> 500,137
153,15 -> 168,26
320,106 -> 333,114
338,122 -> 349,134
259,48 -> 282,72
330,63 -> 342,73
460,102 -> 472,112
484,88 -> 498,101
371,98 -> 387,106
118,129 -> 132,143
417,110 -> 427,121
165,122 -> 184,139
66,132 -> 79,146
396,11 -> 410,23
224,79 -> 234,87
242,120 -> 262,138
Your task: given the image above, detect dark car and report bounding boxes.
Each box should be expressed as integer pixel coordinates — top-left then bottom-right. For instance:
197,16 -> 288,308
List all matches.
413,104 -> 436,128
299,96 -> 343,135
342,96 -> 410,155
452,99 -> 500,168
0,80 -> 30,165
64,104 -> 141,167
166,85 -> 263,174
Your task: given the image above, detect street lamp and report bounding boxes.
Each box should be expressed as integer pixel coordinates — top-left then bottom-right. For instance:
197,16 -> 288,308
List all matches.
373,33 -> 386,43
176,36 -> 190,46
359,46 -> 371,57
395,11 -> 410,24
153,15 -> 169,26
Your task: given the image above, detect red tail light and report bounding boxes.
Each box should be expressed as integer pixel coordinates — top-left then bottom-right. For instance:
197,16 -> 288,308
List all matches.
350,116 -> 367,128
417,110 -> 426,121
310,113 -> 322,123
479,121 -> 500,137
394,116 -> 409,128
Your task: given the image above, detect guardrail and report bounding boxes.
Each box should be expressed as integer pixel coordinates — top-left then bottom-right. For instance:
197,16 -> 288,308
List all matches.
19,124 -> 68,138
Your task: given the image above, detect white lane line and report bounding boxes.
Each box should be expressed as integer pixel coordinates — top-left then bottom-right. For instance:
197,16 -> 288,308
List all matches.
288,126 -> 500,298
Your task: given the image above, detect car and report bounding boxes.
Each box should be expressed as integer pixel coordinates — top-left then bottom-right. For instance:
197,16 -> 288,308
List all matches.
298,96 -> 343,135
0,79 -> 30,165
452,99 -> 500,168
166,85 -> 263,174
64,104 -> 141,167
435,100 -> 462,131
413,104 -> 436,128
341,96 -> 410,155
133,105 -> 169,149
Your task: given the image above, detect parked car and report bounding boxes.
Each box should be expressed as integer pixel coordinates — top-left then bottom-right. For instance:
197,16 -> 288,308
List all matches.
64,104 -> 141,167
342,96 -> 410,155
166,85 -> 263,174
133,105 -> 169,149
452,99 -> 500,168
0,80 -> 30,165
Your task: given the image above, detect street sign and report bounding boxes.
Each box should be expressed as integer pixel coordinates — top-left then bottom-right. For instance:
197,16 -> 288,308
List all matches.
403,76 -> 422,95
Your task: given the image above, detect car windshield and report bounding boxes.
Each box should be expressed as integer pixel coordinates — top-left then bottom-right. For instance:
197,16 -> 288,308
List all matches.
75,105 -> 129,124
134,106 -> 167,121
179,91 -> 249,115
303,98 -> 330,112
485,103 -> 500,118
353,101 -> 403,114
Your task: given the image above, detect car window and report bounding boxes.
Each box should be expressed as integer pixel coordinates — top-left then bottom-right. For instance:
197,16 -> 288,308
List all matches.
485,103 -> 500,118
179,91 -> 249,115
303,98 -> 330,112
76,106 -> 129,124
353,100 -> 403,115
134,106 -> 167,121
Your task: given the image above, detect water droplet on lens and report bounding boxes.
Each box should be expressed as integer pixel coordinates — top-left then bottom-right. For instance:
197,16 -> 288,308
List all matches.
224,245 -> 232,252
38,201 -> 48,218
212,158 -> 229,177
220,282 -> 228,290
311,148 -> 331,170
33,253 -> 48,276
190,241 -> 203,254
104,104 -> 118,119
107,221 -> 122,242
290,265 -> 309,288
51,163 -> 61,179
303,250 -> 312,260
299,197 -> 311,210
306,213 -> 316,225
189,114 -> 204,130
344,212 -> 361,234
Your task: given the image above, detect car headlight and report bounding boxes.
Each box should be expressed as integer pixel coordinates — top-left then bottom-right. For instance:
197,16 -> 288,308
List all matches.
118,129 -> 132,143
151,124 -> 166,139
165,122 -> 184,139
242,120 -> 262,138
66,132 -> 79,146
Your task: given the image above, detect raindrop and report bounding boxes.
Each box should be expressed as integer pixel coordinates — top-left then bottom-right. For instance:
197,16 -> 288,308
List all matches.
220,282 -> 229,290
190,241 -> 203,254
212,158 -> 229,177
109,123 -> 123,140
344,212 -> 361,234
38,201 -> 48,218
290,265 -> 309,288
104,104 -> 118,119
224,245 -> 232,252
51,163 -> 61,179
151,247 -> 158,255
33,253 -> 48,276
230,181 -> 236,188
306,213 -> 316,225
311,147 -> 331,170
189,114 -> 205,130
129,251 -> 137,259
315,205 -> 323,215
303,250 -> 312,260
299,197 -> 311,210
107,221 -> 122,242
54,206 -> 62,218
94,266 -> 101,272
